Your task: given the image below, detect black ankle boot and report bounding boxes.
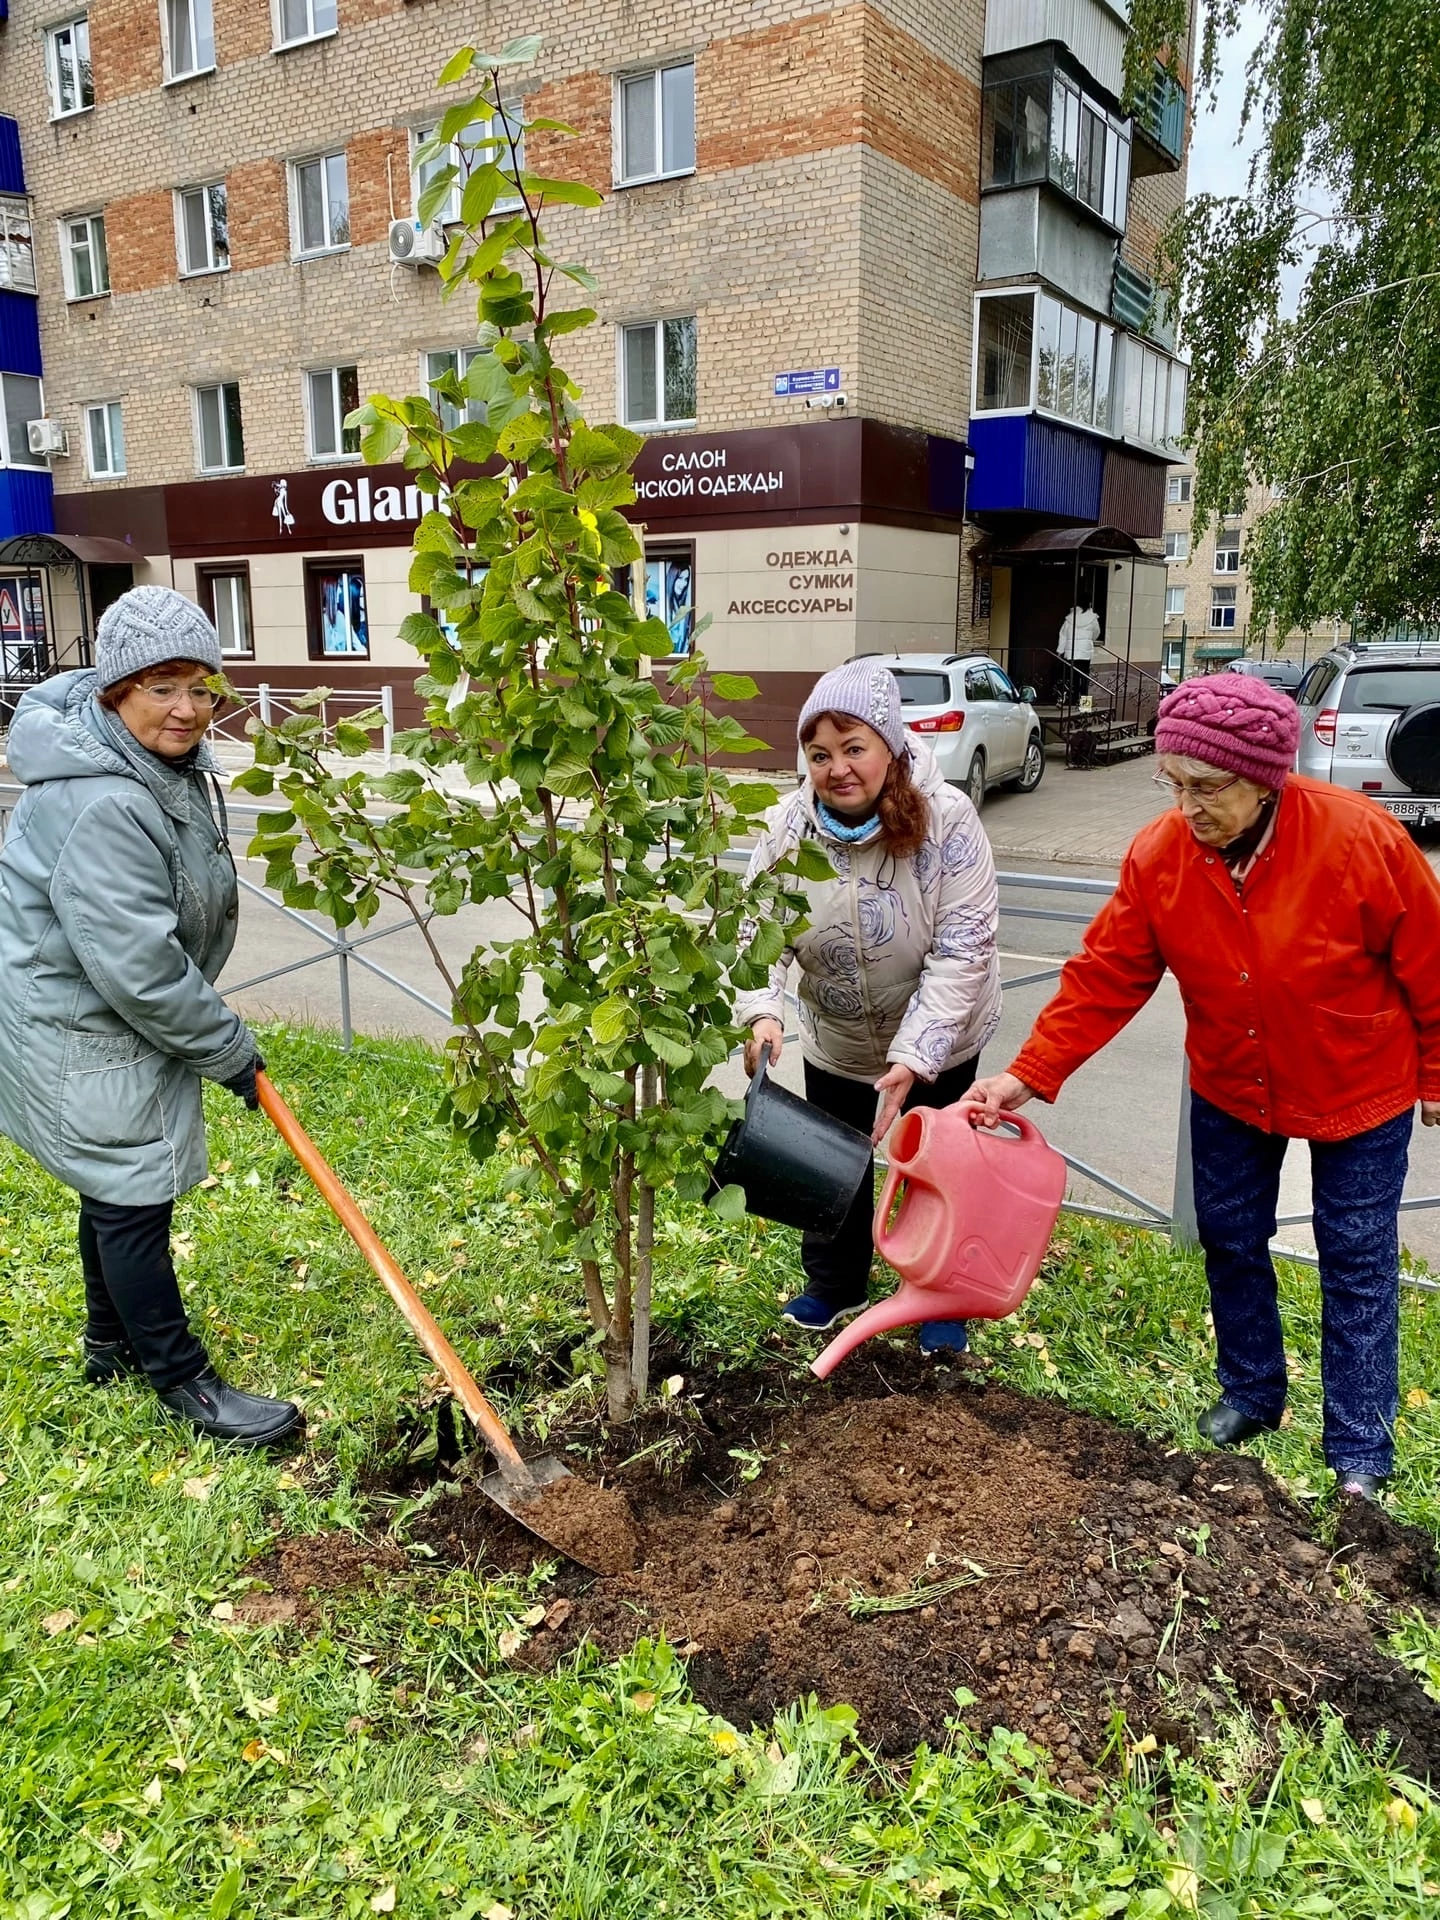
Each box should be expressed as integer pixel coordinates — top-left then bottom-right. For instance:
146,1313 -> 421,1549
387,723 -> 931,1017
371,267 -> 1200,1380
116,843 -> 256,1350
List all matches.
83,1336 -> 142,1385
157,1368 -> 303,1447
1197,1399 -> 1278,1448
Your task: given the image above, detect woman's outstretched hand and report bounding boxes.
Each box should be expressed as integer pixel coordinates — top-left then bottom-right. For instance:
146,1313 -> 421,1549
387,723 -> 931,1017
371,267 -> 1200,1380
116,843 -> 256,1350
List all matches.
960,1071 -> 1037,1128
871,1064 -> 916,1144
743,1020 -> 785,1078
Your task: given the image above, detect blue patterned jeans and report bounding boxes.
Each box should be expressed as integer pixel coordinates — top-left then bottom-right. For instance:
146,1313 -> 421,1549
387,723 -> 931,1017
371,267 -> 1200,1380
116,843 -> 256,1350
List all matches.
1190,1092 -> 1413,1477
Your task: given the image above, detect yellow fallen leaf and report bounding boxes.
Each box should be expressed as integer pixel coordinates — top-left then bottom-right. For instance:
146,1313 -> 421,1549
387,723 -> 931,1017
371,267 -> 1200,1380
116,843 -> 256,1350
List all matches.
42,1609 -> 77,1636
662,1374 -> 685,1398
241,1738 -> 267,1764
1,1576 -> 21,1592
1300,1796 -> 1326,1825
142,1778 -> 163,1806
1385,1796 -> 1418,1831
629,1690 -> 657,1713
1025,1332 -> 1046,1349
182,1474 -> 218,1502
497,1629 -> 525,1659
520,1604 -> 546,1628
484,1904 -> 514,1920
1042,1361 -> 1059,1379
1406,1388 -> 1431,1410
210,1601 -> 235,1622
165,1756 -> 187,1773
149,1467 -> 173,1486
251,1695 -> 279,1719
77,1633 -> 98,1647
198,1176 -> 220,1190
1165,1865 -> 1200,1912
370,1888 -> 396,1914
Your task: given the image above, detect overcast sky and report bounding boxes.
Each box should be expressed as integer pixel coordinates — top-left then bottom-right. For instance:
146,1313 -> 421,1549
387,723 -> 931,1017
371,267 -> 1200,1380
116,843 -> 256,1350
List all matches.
1186,5 -> 1266,201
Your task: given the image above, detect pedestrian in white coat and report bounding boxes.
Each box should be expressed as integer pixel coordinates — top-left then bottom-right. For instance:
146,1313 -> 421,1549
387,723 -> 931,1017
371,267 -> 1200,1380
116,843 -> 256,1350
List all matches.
736,660 -> 1003,1353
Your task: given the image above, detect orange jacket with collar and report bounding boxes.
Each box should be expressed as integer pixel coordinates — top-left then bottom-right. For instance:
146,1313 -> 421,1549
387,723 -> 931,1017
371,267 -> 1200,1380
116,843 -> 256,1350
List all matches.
1009,776 -> 1440,1140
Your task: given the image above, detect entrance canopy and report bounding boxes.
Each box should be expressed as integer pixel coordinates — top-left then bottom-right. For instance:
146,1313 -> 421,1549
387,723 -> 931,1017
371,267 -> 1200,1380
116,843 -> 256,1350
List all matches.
979,526 -> 1146,564
0,532 -> 138,671
0,532 -> 141,569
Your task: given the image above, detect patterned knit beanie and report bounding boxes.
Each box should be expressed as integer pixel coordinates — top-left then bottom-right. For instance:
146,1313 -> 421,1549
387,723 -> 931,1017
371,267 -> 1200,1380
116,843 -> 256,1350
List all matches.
797,660 -> 908,758
95,585 -> 222,690
1154,672 -> 1299,789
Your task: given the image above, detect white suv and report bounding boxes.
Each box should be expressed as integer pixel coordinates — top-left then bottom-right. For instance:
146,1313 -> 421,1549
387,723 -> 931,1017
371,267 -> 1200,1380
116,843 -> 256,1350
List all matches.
1295,642 -> 1440,825
854,653 -> 1045,810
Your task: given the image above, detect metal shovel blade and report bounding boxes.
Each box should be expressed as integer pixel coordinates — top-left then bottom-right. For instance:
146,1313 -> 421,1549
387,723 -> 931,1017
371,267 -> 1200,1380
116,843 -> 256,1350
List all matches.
480,1453 -> 643,1576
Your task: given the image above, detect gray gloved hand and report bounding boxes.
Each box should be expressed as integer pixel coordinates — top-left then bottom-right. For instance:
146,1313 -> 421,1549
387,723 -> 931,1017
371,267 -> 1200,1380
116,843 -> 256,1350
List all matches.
221,1052 -> 265,1111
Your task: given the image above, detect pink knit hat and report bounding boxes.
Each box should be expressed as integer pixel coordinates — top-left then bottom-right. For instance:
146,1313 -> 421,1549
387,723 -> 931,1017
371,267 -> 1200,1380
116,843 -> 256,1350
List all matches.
1154,673 -> 1300,789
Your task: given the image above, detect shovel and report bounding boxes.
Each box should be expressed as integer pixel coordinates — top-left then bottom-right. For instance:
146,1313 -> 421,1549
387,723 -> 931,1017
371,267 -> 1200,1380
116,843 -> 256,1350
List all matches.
255,1071 -> 636,1574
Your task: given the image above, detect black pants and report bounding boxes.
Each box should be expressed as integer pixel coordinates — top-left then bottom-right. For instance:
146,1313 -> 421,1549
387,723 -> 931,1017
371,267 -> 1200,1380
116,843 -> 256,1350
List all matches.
801,1056 -> 980,1305
79,1196 -> 208,1390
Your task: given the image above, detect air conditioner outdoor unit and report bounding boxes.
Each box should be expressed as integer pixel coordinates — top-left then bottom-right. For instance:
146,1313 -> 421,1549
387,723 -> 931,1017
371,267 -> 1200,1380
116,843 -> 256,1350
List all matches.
26,419 -> 68,457
388,217 -> 446,267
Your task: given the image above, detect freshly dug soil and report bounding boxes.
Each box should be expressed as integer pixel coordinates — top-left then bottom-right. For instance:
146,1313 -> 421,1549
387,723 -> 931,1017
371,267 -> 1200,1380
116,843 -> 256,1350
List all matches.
236,1529 -> 405,1627
405,1350 -> 1440,1783
512,1474 -> 643,1575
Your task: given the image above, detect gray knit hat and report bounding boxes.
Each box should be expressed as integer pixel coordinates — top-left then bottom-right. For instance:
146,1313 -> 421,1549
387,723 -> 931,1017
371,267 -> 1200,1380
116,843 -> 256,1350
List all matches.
797,659 -> 908,759
95,585 -> 223,691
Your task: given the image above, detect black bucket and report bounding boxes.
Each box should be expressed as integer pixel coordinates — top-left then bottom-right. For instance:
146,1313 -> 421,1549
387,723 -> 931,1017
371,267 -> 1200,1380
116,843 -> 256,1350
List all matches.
712,1051 -> 874,1236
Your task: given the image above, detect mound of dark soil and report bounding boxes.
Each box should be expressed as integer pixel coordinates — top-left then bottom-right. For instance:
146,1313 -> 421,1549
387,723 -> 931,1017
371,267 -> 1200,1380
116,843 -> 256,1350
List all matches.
236,1529 -> 405,1627
404,1350 -> 1440,1784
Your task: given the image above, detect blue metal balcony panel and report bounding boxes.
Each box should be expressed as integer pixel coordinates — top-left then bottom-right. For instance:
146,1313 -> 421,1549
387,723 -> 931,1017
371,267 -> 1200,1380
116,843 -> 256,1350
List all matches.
967,414 -> 1105,521
1132,66 -> 1185,171
0,291 -> 42,376
0,469 -> 55,540
0,120 -> 23,195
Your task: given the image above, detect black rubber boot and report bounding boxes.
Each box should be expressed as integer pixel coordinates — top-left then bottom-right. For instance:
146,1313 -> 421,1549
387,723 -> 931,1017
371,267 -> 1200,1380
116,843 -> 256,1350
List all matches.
1197,1399 -> 1279,1448
83,1337 -> 142,1385
157,1368 -> 303,1447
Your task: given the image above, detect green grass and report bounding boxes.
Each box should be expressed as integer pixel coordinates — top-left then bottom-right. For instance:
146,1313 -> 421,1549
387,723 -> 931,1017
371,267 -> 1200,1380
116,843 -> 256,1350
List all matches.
2,1027 -> 1439,1917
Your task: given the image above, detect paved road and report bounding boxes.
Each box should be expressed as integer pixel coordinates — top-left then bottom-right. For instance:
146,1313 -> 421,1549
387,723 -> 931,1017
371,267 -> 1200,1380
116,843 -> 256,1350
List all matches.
215,760 -> 1440,1271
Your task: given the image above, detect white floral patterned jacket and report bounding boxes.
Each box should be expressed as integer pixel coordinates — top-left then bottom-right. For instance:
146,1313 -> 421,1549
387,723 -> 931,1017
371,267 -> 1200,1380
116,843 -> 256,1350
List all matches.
735,738 -> 1003,1082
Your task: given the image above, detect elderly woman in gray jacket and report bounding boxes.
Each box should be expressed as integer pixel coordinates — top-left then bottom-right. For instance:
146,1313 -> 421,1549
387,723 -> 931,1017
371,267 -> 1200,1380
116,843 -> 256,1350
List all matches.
737,661 -> 1003,1353
0,587 -> 299,1446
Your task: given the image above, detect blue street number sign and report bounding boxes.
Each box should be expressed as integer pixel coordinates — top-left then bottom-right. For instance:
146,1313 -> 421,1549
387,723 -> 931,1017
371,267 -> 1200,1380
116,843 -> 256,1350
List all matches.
774,367 -> 842,396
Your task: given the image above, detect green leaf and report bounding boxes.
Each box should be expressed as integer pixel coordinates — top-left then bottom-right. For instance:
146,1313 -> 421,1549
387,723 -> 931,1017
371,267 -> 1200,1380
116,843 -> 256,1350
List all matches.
524,176 -> 605,208
360,418 -> 405,466
496,413 -> 548,462
537,306 -> 596,338
644,1028 -> 693,1069
459,162 -> 505,227
711,673 -> 759,702
209,1865 -> 243,1920
416,168 -> 459,230
589,996 -> 630,1046
709,1183 -> 747,1223
496,32 -> 542,63
437,45 -> 476,85
558,262 -> 600,292
527,118 -> 579,135
232,765 -> 275,796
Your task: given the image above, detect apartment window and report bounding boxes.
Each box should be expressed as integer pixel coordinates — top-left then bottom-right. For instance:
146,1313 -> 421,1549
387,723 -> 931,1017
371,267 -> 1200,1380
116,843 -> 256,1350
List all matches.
0,196 -> 36,295
306,559 -> 369,657
85,401 -> 125,479
177,183 -> 228,275
198,566 -> 253,656
194,382 -> 244,472
291,153 -> 349,256
1119,337 -> 1187,450
616,62 -> 695,186
1214,530 -> 1241,574
62,212 -> 109,299
1167,472 -> 1193,505
1164,586 -> 1186,619
644,546 -> 695,656
415,108 -> 524,224
1164,531 -> 1189,563
276,0 -> 336,49
47,16 -> 93,119
1210,586 -> 1238,631
306,364 -> 360,459
423,348 -> 485,430
1036,293 -> 1115,431
620,318 -> 696,428
974,292 -> 1034,411
164,0 -> 215,80
0,375 -> 46,469
982,58 -> 1130,228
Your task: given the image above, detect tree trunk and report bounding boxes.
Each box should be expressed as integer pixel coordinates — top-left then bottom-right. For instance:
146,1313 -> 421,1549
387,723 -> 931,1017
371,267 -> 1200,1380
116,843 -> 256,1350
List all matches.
631,1064 -> 657,1400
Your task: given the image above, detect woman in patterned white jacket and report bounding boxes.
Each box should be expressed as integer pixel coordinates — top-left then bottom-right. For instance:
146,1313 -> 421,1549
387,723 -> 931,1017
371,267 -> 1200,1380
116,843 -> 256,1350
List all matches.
736,660 -> 1003,1353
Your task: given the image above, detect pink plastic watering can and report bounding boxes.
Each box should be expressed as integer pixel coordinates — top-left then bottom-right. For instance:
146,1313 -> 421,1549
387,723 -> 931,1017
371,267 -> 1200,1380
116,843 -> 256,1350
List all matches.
810,1106 -> 1067,1378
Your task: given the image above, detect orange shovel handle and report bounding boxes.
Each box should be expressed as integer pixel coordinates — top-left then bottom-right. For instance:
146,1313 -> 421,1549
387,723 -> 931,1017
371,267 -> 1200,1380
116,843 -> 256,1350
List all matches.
255,1071 -> 529,1475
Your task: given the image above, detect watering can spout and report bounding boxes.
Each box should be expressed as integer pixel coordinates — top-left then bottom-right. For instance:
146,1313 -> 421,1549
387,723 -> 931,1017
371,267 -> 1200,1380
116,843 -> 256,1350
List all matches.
810,1290 -> 933,1378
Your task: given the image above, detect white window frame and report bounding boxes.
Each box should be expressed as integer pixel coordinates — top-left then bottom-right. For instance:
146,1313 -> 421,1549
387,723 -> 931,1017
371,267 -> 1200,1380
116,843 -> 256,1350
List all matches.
200,567 -> 254,657
619,317 -> 698,430
0,195 -> 37,295
1163,531 -> 1189,564
272,0 -> 337,52
414,108 -> 524,225
305,364 -> 361,462
289,152 -> 349,258
1167,472 -> 1193,504
1164,586 -> 1186,620
84,400 -> 126,479
422,348 -> 486,430
1213,530 -> 1241,575
193,381 -> 244,473
0,373 -> 47,471
614,60 -> 696,188
1209,586 -> 1238,631
46,15 -> 93,120
162,0 -> 215,84
60,211 -> 109,300
175,182 -> 228,276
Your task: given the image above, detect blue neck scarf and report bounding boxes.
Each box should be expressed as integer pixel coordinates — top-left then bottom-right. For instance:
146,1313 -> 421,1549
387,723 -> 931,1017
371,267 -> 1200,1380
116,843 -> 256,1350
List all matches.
816,799 -> 883,844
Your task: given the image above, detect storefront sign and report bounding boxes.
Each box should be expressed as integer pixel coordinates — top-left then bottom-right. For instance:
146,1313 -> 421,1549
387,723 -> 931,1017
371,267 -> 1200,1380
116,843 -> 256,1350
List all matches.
726,546 -> 855,617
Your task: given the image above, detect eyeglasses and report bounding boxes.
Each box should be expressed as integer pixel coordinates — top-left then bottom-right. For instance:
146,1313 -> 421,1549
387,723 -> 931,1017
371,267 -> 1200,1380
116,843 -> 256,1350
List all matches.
1153,770 -> 1241,803
133,683 -> 218,709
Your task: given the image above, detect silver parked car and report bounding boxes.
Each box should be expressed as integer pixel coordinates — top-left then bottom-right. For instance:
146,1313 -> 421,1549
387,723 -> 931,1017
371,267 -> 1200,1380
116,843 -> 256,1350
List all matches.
1295,641 -> 1440,825
855,652 -> 1045,810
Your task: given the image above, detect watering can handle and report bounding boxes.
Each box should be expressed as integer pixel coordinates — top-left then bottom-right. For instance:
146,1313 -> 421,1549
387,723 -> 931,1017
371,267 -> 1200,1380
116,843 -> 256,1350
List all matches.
873,1155 -> 906,1256
967,1107 -> 1045,1146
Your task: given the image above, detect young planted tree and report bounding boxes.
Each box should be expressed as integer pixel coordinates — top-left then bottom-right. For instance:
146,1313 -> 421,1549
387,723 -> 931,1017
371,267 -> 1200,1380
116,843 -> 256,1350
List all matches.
235,38 -> 815,1422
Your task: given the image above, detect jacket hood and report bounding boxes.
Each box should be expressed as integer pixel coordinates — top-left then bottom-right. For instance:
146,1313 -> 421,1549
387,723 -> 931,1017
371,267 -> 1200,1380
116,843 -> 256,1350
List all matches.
796,734 -> 945,840
6,670 -> 221,816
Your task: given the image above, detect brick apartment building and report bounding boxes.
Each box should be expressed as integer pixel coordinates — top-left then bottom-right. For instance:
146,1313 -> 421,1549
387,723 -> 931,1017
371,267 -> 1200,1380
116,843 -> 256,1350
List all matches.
0,0 -> 1194,747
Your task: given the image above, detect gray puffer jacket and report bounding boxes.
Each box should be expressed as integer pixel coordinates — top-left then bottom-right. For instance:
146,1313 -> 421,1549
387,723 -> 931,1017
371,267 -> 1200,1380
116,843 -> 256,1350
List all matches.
0,671 -> 255,1204
735,739 -> 1003,1082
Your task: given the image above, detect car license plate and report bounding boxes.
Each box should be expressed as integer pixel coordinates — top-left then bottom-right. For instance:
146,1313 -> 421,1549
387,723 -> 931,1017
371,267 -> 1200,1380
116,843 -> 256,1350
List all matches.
1381,798 -> 1436,822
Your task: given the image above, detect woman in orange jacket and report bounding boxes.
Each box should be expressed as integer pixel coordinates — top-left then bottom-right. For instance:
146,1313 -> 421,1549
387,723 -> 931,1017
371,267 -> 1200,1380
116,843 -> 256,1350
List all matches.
966,673 -> 1440,1501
